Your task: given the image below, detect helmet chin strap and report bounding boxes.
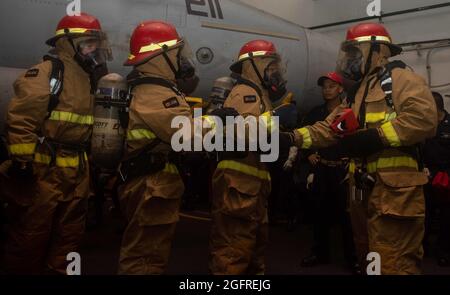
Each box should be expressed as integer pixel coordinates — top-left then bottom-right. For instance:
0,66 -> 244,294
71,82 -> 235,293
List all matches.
248,53 -> 267,89
65,29 -> 79,55
360,36 -> 377,81
161,45 -> 179,79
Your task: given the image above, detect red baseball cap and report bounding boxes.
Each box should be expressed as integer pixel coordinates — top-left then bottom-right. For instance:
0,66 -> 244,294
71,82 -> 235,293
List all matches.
318,72 -> 344,86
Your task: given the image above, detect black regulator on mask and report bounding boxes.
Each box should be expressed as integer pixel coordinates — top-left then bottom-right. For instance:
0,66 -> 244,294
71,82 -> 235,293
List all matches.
342,36 -> 380,83
248,56 -> 287,103
66,36 -> 101,74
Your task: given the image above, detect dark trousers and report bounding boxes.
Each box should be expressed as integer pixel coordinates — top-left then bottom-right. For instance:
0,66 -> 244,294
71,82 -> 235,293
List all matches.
310,165 -> 356,263
425,184 -> 450,256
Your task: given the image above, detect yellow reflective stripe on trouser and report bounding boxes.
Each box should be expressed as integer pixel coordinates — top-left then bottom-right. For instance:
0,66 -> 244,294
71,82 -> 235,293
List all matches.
162,163 -> 179,175
217,160 -> 271,181
349,156 -> 418,174
380,121 -> 401,147
127,129 -> 157,140
366,112 -> 397,124
8,143 -> 36,155
34,152 -> 88,168
297,127 -> 312,149
370,156 -> 418,172
49,111 -> 94,125
349,161 -> 356,173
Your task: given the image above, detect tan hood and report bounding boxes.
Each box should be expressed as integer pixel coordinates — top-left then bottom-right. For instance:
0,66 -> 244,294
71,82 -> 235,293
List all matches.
241,57 -> 276,88
360,43 -> 391,76
135,49 -> 179,82
55,37 -> 77,64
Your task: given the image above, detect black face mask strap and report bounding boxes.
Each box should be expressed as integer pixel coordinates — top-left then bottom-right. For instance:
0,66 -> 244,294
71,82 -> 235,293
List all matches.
65,29 -> 78,56
362,36 -> 376,80
161,46 -> 179,78
249,53 -> 267,88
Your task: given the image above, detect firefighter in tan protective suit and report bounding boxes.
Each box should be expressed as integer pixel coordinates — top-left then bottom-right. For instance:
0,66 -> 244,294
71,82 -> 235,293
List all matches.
281,23 -> 437,274
209,40 -> 288,275
0,13 -> 111,274
118,20 -> 223,274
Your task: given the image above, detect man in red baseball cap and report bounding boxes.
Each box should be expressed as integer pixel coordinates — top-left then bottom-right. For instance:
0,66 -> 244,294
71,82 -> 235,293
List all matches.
317,72 -> 344,111
300,72 -> 358,272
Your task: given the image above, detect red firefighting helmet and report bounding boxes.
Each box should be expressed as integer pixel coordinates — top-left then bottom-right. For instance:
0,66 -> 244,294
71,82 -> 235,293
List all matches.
124,20 -> 184,66
230,39 -> 280,73
344,22 -> 402,56
46,12 -> 103,47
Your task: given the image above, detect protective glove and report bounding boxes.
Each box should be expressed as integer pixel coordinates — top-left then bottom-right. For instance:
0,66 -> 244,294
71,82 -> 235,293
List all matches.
210,107 -> 240,124
339,128 -> 385,158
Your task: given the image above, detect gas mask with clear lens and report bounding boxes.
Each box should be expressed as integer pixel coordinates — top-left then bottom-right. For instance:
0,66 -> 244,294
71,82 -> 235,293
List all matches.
263,61 -> 287,103
337,43 -> 364,82
72,32 -> 113,74
175,42 -> 199,95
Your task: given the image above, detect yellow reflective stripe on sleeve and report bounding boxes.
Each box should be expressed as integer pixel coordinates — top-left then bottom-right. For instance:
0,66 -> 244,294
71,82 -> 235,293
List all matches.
217,160 -> 271,181
261,111 -> 277,133
8,143 -> 37,155
49,111 -> 94,125
127,129 -> 157,141
202,116 -> 217,130
297,127 -> 312,149
366,112 -> 397,124
380,121 -> 401,147
384,112 -> 397,122
162,163 -> 179,175
366,112 -> 386,123
34,152 -> 88,168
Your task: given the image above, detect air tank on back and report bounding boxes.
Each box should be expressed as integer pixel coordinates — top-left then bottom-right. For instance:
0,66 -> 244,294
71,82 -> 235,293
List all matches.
91,73 -> 129,171
205,76 -> 236,114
